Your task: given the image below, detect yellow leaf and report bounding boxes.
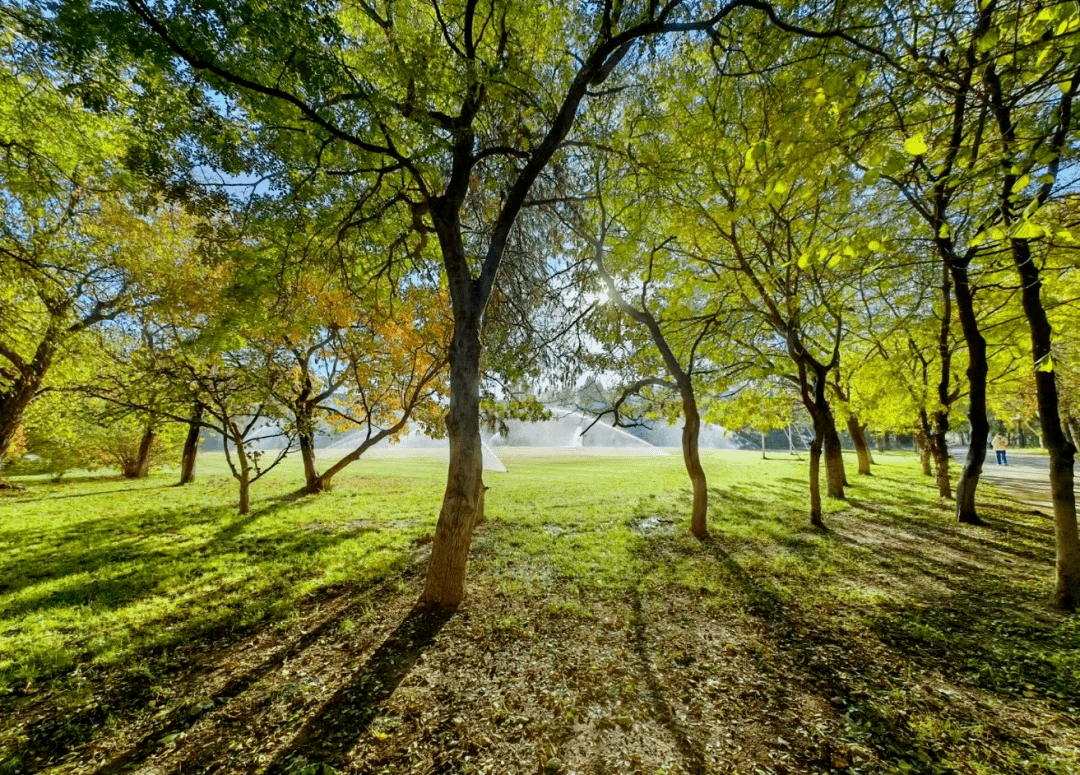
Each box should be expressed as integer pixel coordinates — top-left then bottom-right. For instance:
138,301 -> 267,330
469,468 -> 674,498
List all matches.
903,134 -> 928,156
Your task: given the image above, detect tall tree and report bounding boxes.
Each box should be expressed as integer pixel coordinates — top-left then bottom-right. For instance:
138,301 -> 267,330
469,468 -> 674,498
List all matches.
57,0 -> 864,608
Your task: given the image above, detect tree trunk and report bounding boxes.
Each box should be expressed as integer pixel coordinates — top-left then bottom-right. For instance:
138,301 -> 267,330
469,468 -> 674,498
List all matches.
0,384 -> 38,475
761,431 -> 766,459
1017,423 -> 1027,449
133,424 -> 155,479
809,432 -> 824,528
238,471 -> 250,515
930,430 -> 952,499
1010,237 -> 1079,609
950,261 -> 989,525
822,418 -> 847,497
420,305 -> 485,611
813,377 -> 846,498
235,438 -> 251,516
847,415 -> 872,475
299,423 -> 320,491
875,433 -> 886,453
916,431 -> 933,476
681,388 -> 707,538
178,403 -> 202,485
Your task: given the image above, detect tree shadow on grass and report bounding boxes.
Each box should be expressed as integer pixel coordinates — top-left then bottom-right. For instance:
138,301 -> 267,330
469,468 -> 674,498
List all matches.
627,573 -> 707,775
687,483 -> 1079,771
264,605 -> 452,775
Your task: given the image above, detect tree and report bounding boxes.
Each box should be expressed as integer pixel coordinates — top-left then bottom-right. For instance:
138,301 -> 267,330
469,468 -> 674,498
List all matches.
56,0 -> 868,609
0,40 -> 162,472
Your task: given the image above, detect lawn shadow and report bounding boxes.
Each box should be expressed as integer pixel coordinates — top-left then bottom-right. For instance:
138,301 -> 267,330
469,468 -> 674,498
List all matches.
264,605 -> 452,774
627,571 -> 707,775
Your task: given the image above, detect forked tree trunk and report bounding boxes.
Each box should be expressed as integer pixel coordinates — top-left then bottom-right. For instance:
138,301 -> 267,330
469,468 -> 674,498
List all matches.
809,432 -> 824,528
178,403 -> 202,485
950,261 -> 989,525
847,415 -> 872,475
681,388 -> 707,538
420,303 -> 485,611
1011,238 -> 1079,609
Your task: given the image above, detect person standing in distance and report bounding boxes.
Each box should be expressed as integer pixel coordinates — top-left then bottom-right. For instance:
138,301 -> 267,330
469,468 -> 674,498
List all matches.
992,433 -> 1009,465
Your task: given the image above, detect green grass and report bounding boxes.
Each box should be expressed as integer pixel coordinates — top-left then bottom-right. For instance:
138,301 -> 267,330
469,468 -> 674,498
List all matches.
1,449 -> 1078,774
0,454 -> 442,690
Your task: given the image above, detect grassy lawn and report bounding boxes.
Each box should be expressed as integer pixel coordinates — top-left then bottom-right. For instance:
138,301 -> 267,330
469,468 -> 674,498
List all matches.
1,450 -> 1077,775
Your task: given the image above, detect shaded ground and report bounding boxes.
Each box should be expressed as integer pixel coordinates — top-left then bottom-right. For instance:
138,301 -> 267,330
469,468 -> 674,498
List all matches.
1,452 -> 1078,775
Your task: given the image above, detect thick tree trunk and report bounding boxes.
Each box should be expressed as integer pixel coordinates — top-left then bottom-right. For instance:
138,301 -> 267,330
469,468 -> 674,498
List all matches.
822,418 -> 846,497
1011,238 -> 1079,609
809,432 -> 824,528
847,415 -> 872,475
813,378 -> 846,498
133,424 -> 155,478
238,473 -> 250,515
0,385 -> 38,474
299,425 -> 320,491
178,404 -> 202,485
916,431 -> 933,476
930,430 -> 952,499
950,261 -> 989,525
420,307 -> 485,611
681,388 -> 708,538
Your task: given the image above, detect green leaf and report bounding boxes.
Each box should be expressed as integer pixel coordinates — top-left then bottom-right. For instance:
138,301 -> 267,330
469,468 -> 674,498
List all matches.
1036,354 -> 1054,372
1012,221 -> 1046,240
977,27 -> 1000,53
903,134 -> 928,156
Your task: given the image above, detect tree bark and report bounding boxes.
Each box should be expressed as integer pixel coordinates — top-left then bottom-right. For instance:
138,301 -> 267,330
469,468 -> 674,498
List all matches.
178,403 -> 202,485
299,423 -> 320,491
761,431 -> 767,459
847,415 -> 872,475
1010,237 -> 1079,609
420,302 -> 485,611
0,383 -> 39,474
681,388 -> 707,538
132,424 -> 156,478
950,261 -> 989,524
809,431 -> 824,528
930,428 -> 951,499
916,430 -> 933,476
